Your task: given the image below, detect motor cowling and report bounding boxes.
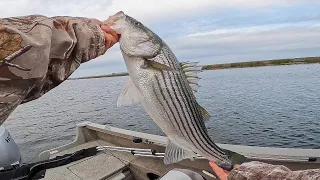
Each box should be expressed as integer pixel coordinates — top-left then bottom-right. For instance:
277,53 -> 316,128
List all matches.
0,126 -> 21,170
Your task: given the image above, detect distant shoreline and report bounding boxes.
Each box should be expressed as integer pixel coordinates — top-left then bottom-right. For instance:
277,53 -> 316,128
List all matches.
69,57 -> 320,80
69,72 -> 129,80
202,57 -> 320,70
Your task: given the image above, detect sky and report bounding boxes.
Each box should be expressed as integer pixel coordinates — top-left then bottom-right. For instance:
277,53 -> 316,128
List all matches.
1,0 -> 320,77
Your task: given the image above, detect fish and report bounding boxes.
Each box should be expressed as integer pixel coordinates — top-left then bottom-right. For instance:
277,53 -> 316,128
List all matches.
106,11 -> 247,170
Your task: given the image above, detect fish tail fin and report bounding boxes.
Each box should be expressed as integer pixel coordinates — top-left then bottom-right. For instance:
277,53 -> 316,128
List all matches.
216,149 -> 248,171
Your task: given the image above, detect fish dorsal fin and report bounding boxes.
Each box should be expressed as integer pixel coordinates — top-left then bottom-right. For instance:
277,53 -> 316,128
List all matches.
197,103 -> 211,121
164,140 -> 197,165
117,78 -> 142,107
180,61 -> 202,95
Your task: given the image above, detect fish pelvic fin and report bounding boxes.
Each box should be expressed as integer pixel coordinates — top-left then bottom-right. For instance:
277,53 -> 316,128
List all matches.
141,58 -> 174,71
117,78 -> 142,107
164,140 -> 197,165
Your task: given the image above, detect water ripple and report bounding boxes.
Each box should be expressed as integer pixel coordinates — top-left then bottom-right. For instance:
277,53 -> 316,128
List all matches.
3,64 -> 320,163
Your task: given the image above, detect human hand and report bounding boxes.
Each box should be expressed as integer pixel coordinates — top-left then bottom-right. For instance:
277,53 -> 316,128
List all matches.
209,161 -> 239,180
90,19 -> 120,50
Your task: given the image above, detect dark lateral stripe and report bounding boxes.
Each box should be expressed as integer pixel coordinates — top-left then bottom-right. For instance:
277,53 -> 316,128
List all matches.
164,71 -> 191,134
175,73 -> 226,159
161,53 -> 222,159
157,72 -> 223,160
161,47 -> 227,156
178,71 -> 227,155
155,72 -> 225,162
159,71 -> 188,135
158,71 -> 210,159
158,52 -> 218,157
160,50 -> 226,161
177,72 -> 227,156
160,70 -> 207,148
170,72 -> 225,161
151,80 -> 176,129
154,75 -> 183,134
172,56 -> 226,155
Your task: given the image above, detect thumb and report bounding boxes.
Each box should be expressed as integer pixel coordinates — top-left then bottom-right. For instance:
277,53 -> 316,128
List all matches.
209,161 -> 229,180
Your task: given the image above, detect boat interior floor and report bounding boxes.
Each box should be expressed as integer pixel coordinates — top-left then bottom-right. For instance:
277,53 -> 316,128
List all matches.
43,140 -> 214,180
40,122 -> 320,180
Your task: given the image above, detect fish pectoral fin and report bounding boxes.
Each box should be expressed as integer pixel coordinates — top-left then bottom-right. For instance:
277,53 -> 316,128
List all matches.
164,140 -> 197,165
198,103 -> 211,121
141,58 -> 174,71
117,78 -> 142,107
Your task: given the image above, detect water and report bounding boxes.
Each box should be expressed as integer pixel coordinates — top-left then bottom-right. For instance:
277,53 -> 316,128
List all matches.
3,64 -> 320,163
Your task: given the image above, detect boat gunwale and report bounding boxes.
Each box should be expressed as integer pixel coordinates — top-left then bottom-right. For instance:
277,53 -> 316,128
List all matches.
39,121 -> 320,164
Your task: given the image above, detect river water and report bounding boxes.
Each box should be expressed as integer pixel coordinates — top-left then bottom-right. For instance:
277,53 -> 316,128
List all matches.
3,64 -> 320,163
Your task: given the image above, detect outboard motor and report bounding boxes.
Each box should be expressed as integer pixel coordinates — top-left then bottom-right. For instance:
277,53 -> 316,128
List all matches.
0,126 -> 21,171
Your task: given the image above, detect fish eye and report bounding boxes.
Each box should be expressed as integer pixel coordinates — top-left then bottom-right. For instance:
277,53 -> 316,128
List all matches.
134,22 -> 140,26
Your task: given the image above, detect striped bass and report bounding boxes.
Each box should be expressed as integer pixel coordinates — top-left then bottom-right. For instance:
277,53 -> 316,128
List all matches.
106,11 -> 246,170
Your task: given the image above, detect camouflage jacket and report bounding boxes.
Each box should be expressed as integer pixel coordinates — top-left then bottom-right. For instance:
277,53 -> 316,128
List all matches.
0,15 -> 319,180
0,15 -> 106,125
228,161 -> 320,180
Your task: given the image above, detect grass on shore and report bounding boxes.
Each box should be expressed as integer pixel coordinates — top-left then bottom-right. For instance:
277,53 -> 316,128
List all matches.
202,57 -> 320,70
69,57 -> 320,80
69,72 -> 128,80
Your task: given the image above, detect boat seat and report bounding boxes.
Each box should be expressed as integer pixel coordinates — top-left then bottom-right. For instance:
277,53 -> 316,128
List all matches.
43,141 -> 133,180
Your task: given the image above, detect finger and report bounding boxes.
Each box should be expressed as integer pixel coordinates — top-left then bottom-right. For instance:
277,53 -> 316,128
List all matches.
90,18 -> 102,26
223,169 -> 229,173
102,20 -> 115,27
104,32 -> 118,49
104,33 -> 112,49
106,33 -> 118,47
209,162 -> 229,180
101,25 -> 119,41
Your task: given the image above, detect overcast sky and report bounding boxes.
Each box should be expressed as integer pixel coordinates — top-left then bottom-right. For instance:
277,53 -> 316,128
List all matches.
1,0 -> 320,77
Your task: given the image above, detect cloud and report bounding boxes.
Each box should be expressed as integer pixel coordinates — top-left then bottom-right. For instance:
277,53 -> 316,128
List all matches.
0,0 -> 312,22
186,23 -> 320,37
1,1 -> 320,77
75,19 -> 320,77
166,23 -> 320,64
73,20 -> 320,77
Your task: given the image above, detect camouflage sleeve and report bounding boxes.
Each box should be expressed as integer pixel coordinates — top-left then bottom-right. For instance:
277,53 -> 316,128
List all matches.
0,15 -> 107,124
228,161 -> 320,180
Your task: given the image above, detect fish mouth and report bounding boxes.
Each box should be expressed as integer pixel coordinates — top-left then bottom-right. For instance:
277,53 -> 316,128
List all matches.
103,11 -> 126,33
